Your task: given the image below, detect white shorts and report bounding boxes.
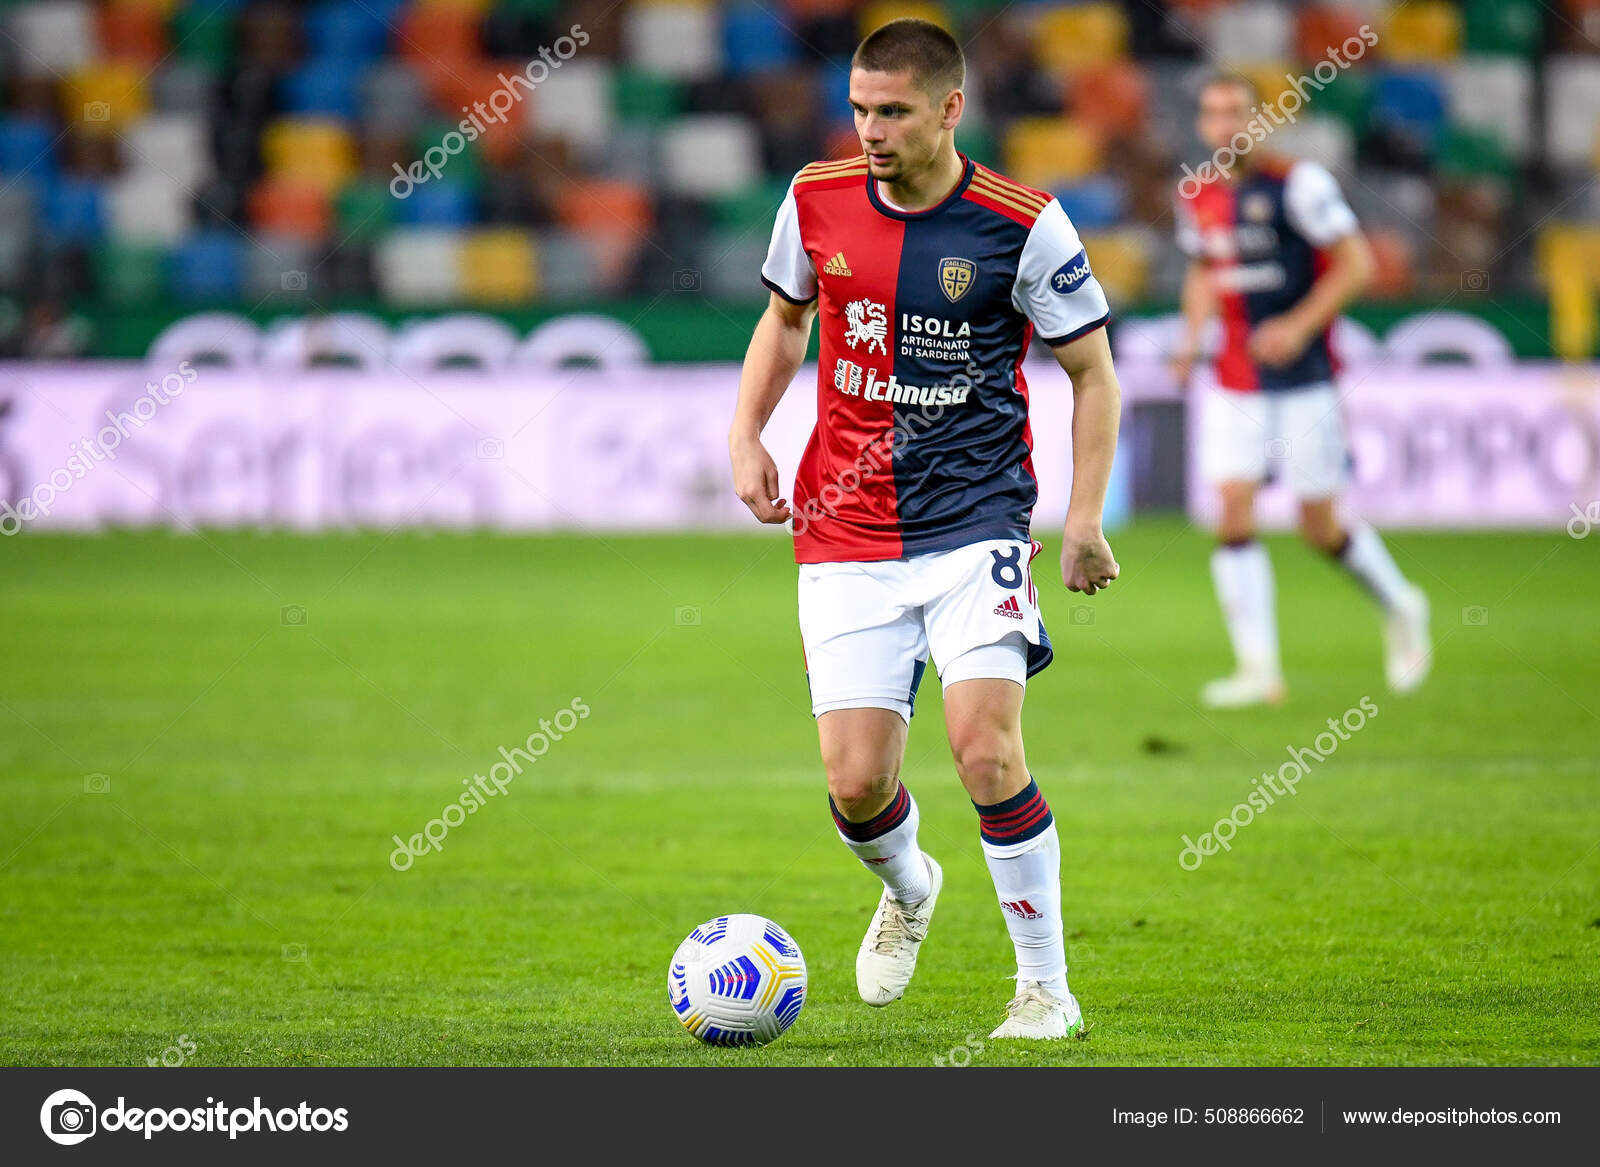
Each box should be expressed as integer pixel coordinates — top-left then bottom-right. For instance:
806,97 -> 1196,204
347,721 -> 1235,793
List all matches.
797,538 -> 1053,723
1200,382 -> 1352,499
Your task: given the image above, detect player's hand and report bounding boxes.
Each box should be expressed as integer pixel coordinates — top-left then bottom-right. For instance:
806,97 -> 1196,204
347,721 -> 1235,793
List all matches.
729,434 -> 792,525
1249,315 -> 1311,368
1061,521 -> 1119,595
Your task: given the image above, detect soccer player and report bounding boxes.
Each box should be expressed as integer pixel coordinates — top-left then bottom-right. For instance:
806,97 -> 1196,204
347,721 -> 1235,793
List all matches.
728,19 -> 1122,1039
1171,74 -> 1432,708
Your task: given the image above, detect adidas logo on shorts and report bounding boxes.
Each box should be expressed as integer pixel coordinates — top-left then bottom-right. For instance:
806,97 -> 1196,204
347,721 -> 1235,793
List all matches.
994,595 -> 1024,619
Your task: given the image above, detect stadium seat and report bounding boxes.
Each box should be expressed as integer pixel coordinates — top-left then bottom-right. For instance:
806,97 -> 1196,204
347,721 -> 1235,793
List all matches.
1079,230 -> 1148,304
105,170 -> 191,243
1545,57 -> 1600,170
0,115 -> 57,175
245,234 -> 319,299
1462,0 -> 1542,58
393,179 -> 476,226
41,177 -> 105,244
397,3 -> 482,63
658,114 -> 762,198
94,241 -> 168,307
360,62 -> 431,132
120,113 -> 212,192
624,3 -> 723,81
1266,114 -> 1356,172
1033,3 -> 1129,75
557,178 -> 653,236
374,228 -> 464,304
1004,117 -> 1101,189
1369,71 -> 1448,156
1381,1 -> 1462,62
10,1 -> 99,79
63,62 -> 151,132
530,230 -> 605,299
1051,178 -> 1125,233
724,3 -> 800,75
170,0 -> 237,69
1295,6 -> 1372,66
530,61 -> 617,158
859,2 -> 949,41
169,231 -> 247,301
1205,1 -> 1293,65
248,178 -> 333,240
150,61 -> 220,114
460,228 -> 539,303
99,1 -> 170,65
261,118 -> 359,194
1067,61 -> 1148,138
614,68 -> 687,126
280,59 -> 365,120
336,181 -> 395,242
305,0 -> 391,61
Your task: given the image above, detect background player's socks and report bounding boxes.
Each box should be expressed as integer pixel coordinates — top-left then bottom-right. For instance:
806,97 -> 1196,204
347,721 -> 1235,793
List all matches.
1331,521 -> 1410,612
830,782 -> 931,904
1210,539 -> 1281,677
975,778 -> 1068,1000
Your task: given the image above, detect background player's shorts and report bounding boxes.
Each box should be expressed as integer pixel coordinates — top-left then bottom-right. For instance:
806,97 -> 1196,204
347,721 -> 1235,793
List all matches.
797,538 -> 1054,723
1200,382 -> 1352,499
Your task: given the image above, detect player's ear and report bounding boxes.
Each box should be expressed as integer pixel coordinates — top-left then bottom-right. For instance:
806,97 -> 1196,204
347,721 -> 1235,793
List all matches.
941,88 -> 964,131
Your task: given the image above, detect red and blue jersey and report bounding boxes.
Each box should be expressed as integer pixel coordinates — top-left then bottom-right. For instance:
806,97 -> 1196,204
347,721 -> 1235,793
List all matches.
762,154 -> 1110,566
1175,156 -> 1360,393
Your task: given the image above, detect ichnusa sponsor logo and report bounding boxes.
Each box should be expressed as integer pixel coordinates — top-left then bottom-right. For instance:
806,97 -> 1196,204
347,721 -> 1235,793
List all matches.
1051,249 -> 1093,295
831,361 -> 974,406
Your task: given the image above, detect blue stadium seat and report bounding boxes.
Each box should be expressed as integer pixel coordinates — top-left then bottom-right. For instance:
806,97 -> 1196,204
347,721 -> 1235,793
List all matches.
41,178 -> 104,243
393,180 -> 476,226
170,230 -> 246,301
1052,177 -> 1125,232
280,60 -> 365,120
306,1 -> 392,61
724,4 -> 800,76
0,116 -> 57,176
1370,71 -> 1448,153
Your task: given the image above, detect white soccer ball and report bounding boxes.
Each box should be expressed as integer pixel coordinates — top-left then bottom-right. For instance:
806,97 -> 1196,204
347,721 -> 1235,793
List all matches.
668,914 -> 808,1046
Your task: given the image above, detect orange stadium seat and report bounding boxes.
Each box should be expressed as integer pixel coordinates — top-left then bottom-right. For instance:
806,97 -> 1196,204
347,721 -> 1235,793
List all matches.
398,4 -> 482,63
248,178 -> 333,241
1296,5 -> 1374,65
98,1 -> 170,65
556,179 -> 654,237
1068,61 -> 1149,138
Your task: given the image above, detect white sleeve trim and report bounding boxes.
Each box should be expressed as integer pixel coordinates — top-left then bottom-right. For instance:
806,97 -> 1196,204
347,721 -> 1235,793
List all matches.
1011,199 -> 1111,344
759,179 -> 817,303
1284,160 -> 1360,248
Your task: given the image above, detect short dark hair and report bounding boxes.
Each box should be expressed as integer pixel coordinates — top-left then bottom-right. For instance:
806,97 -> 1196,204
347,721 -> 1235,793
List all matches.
1200,71 -> 1260,106
852,18 -> 965,100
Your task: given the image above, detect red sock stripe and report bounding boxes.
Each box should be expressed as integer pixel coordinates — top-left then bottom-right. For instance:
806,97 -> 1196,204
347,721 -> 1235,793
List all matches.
830,782 -> 910,842
975,780 -> 1054,843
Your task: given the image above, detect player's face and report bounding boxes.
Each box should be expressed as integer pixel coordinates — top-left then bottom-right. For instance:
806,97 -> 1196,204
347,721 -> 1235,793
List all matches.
1196,81 -> 1253,154
849,69 -> 951,182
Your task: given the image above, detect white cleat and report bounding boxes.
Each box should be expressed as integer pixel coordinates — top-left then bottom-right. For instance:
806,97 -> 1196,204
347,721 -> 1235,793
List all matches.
989,980 -> 1084,1040
1385,585 -> 1432,694
856,853 -> 942,1007
1200,669 -> 1287,709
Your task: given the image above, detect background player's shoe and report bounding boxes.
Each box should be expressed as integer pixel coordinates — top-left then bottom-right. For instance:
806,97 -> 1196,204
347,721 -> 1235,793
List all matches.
856,853 -> 941,1006
1384,585 -> 1432,694
989,980 -> 1083,1039
1200,668 -> 1287,709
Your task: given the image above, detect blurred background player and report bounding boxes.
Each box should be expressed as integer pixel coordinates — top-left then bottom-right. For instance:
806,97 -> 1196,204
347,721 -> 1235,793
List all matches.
729,19 -> 1122,1039
1172,74 -> 1432,709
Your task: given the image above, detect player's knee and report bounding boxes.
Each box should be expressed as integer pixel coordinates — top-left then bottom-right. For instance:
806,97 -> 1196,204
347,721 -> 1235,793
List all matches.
1299,513 -> 1344,552
948,728 -> 1019,803
824,757 -> 898,810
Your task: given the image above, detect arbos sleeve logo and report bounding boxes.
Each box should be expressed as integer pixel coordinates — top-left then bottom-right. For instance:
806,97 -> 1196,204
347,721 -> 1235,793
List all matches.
1050,250 -> 1093,295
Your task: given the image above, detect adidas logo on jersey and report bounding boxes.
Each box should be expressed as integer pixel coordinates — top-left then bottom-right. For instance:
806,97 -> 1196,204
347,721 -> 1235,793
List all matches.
994,595 -> 1024,619
823,252 -> 853,276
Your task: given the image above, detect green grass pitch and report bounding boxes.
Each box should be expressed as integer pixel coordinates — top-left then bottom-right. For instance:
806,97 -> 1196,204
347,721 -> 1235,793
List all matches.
1,520 -> 1596,1067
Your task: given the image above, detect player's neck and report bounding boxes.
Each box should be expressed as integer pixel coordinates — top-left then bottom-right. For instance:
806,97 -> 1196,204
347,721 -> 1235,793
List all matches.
877,145 -> 965,212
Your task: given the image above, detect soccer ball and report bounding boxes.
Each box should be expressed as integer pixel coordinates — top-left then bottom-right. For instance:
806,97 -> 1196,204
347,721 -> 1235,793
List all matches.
668,914 -> 807,1046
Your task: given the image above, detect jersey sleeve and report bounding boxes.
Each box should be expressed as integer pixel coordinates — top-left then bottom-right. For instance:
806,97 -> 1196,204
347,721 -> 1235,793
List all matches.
1283,161 -> 1360,247
1174,194 -> 1204,258
760,179 -> 817,304
1011,198 -> 1111,346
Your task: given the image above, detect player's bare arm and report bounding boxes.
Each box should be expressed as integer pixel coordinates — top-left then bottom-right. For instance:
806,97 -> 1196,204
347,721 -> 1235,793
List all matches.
1052,325 -> 1122,596
1171,257 -> 1215,387
729,292 -> 817,524
1250,232 -> 1375,368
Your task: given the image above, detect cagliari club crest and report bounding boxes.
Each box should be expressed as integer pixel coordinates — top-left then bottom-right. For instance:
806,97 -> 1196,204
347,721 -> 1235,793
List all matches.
939,257 -> 976,303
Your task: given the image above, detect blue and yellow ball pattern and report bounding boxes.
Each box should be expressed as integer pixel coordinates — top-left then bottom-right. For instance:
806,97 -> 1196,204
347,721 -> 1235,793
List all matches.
668,914 -> 807,1046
